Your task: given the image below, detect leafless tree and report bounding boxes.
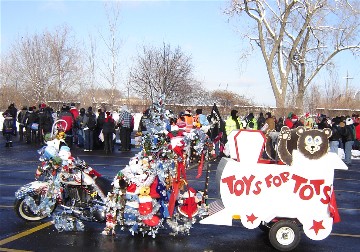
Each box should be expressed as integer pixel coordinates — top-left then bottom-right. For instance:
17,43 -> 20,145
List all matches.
2,25 -> 83,106
210,89 -> 253,108
304,72 -> 359,112
129,43 -> 197,104
226,0 -> 360,112
98,1 -> 123,106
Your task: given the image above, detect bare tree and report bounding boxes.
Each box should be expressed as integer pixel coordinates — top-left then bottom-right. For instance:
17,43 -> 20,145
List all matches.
3,25 -> 83,106
210,89 -> 252,108
98,1 -> 122,106
226,0 -> 360,111
129,43 -> 196,104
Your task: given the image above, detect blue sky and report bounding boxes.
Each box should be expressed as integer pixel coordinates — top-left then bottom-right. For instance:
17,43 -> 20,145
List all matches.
1,0 -> 359,107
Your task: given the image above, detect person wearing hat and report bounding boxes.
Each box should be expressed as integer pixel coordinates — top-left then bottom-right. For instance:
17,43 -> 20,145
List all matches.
340,117 -> 356,166
304,113 -> 314,129
284,112 -> 294,129
225,109 -> 243,137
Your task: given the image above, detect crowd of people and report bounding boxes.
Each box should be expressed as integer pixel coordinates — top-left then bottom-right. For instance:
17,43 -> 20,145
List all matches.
222,109 -> 359,166
1,103 -> 134,154
2,103 -> 360,166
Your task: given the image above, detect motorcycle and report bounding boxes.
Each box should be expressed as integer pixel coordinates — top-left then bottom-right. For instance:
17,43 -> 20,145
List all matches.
14,144 -> 115,231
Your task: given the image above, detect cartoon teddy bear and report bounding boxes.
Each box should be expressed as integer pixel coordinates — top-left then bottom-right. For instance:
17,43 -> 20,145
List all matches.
277,126 -> 331,166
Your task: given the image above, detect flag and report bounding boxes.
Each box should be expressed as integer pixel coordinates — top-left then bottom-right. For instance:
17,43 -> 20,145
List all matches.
329,187 -> 341,223
210,103 -> 222,123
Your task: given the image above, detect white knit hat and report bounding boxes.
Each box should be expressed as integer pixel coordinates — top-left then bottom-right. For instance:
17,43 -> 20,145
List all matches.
345,118 -> 353,125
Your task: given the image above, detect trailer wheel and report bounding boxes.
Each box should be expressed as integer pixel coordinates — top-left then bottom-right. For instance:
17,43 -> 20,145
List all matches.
268,220 -> 300,251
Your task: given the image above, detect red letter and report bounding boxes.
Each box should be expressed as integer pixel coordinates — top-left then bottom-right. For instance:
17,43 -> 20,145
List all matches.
253,181 -> 262,195
265,174 -> 273,188
299,185 -> 314,200
292,174 -> 308,194
234,179 -> 245,196
320,186 -> 331,204
242,175 -> 255,195
222,175 -> 236,194
310,179 -> 324,195
273,175 -> 282,187
280,172 -> 290,183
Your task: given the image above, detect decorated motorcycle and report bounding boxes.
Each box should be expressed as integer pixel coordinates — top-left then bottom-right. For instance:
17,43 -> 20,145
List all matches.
14,123 -> 114,231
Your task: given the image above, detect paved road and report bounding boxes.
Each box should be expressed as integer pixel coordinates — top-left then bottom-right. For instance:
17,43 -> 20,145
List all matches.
0,137 -> 359,251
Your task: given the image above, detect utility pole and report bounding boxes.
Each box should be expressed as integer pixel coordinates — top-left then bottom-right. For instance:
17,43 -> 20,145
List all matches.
344,71 -> 353,96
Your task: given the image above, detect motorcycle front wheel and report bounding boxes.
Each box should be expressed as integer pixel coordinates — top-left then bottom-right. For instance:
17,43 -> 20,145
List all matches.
14,197 -> 56,221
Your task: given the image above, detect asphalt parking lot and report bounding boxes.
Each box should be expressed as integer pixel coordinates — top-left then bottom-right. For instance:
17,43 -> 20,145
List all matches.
0,136 -> 359,251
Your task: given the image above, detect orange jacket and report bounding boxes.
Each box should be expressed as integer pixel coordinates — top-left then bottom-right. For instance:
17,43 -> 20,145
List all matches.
184,115 -> 194,133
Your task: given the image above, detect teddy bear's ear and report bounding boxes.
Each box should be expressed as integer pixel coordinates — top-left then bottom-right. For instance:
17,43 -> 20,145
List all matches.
296,126 -> 305,136
281,126 -> 290,132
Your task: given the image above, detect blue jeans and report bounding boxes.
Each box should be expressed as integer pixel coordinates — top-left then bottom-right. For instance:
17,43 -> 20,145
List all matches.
329,141 -> 339,155
344,141 -> 354,165
84,129 -> 94,150
78,129 -> 84,147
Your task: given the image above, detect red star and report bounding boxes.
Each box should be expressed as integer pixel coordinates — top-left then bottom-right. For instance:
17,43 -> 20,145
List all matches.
246,213 -> 258,224
310,220 -> 325,235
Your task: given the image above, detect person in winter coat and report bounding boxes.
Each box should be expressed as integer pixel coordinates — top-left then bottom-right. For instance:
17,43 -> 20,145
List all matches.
17,106 -> 28,141
23,106 -> 39,144
225,109 -> 243,137
194,108 -> 209,128
275,117 -> 284,132
284,112 -> 294,129
2,109 -> 15,147
39,105 -> 54,143
329,117 -> 341,154
176,112 -> 187,130
340,117 -> 356,166
138,109 -> 150,134
58,105 -> 75,148
264,112 -> 275,133
245,112 -> 258,130
257,112 -> 266,130
70,103 -> 79,145
95,108 -> 106,150
8,103 -> 18,136
83,106 -> 97,152
103,111 -> 116,154
76,108 -> 86,147
184,109 -> 194,133
118,105 -> 133,151
353,114 -> 360,150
